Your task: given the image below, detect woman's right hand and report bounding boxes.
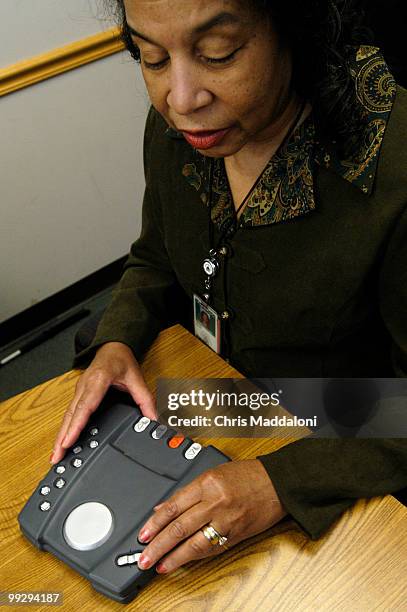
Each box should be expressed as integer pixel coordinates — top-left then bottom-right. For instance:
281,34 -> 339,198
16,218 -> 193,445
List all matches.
51,342 -> 157,464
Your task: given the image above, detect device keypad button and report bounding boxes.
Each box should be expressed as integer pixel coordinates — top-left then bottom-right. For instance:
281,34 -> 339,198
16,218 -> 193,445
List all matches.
184,443 -> 202,460
133,417 -> 151,433
116,552 -> 142,567
151,425 -> 167,439
63,502 -> 113,551
168,435 -> 185,449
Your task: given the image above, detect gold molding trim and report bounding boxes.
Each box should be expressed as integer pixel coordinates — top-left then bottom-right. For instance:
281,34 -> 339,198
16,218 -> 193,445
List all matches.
0,27 -> 125,97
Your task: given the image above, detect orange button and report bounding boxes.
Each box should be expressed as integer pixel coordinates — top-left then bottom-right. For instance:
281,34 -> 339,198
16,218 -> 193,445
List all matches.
168,435 -> 185,448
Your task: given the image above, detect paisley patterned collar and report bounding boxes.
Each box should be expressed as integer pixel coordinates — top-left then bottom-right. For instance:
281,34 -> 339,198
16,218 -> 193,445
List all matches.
169,46 -> 397,228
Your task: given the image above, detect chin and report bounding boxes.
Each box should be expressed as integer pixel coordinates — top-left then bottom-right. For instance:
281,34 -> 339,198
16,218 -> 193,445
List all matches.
199,141 -> 245,159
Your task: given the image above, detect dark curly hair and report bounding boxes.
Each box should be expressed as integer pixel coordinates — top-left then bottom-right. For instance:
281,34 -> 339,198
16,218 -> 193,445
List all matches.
107,0 -> 375,158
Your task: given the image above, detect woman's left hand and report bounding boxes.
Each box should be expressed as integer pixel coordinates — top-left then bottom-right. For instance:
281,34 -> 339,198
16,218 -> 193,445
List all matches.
137,459 -> 287,574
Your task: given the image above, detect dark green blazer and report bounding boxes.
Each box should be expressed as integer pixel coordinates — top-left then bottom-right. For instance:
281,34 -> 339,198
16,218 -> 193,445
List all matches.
75,48 -> 407,539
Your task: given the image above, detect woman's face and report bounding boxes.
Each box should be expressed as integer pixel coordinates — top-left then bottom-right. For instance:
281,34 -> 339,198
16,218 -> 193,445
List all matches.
123,0 -> 293,158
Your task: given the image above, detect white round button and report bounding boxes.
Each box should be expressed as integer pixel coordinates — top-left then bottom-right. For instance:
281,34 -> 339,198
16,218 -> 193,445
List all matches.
54,478 -> 66,489
63,502 -> 113,551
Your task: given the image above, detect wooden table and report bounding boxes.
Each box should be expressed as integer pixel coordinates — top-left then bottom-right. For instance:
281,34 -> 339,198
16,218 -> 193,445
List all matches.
1,325 -> 407,611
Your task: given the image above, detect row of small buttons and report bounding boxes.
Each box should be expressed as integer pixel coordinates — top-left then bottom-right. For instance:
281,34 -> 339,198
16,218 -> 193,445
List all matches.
39,426 -> 100,511
50,458 -> 83,476
72,439 -> 99,454
133,417 -> 202,460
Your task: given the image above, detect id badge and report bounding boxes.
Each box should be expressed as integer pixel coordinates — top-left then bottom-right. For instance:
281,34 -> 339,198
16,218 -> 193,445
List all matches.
193,293 -> 221,354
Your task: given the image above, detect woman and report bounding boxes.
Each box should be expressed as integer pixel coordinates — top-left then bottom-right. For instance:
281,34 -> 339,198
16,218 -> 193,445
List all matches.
51,0 -> 407,575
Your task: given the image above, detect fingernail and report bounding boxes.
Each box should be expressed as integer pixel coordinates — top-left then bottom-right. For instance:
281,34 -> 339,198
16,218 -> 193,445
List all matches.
156,563 -> 167,574
49,452 -> 54,463
138,554 -> 150,569
138,528 -> 150,543
153,503 -> 163,511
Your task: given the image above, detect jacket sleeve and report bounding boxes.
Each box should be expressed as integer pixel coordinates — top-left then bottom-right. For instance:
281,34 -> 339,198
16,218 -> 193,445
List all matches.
258,438 -> 407,540
73,107 -> 189,367
257,204 -> 407,540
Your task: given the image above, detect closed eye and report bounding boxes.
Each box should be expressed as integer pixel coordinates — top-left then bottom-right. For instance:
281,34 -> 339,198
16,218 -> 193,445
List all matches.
142,57 -> 169,71
204,47 -> 241,64
142,46 -> 243,71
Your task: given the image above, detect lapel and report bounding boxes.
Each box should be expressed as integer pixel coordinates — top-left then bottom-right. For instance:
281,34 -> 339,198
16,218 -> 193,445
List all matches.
169,46 -> 397,228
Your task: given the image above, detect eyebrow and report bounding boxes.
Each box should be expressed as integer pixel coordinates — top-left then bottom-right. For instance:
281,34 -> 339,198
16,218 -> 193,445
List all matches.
126,11 -> 240,45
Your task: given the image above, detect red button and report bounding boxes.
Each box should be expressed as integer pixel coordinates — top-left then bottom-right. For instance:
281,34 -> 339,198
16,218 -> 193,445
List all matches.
168,435 -> 185,448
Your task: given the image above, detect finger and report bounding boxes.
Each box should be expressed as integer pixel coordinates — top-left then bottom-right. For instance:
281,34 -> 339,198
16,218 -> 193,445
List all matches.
155,527 -> 231,574
138,480 -> 204,543
125,370 -> 157,420
60,376 -> 111,450
137,502 -> 212,569
51,388 -> 84,463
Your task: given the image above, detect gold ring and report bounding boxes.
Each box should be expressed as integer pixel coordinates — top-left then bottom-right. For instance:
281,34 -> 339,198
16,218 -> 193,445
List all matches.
201,524 -> 228,546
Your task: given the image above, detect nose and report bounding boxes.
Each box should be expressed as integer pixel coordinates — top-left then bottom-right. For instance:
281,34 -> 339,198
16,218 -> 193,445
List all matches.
166,60 -> 213,115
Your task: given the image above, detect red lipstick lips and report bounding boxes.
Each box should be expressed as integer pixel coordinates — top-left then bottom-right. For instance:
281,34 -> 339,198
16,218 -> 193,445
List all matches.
181,128 -> 230,150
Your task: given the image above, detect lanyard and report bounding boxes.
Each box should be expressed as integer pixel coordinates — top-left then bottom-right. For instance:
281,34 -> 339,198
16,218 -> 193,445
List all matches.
202,99 -> 307,303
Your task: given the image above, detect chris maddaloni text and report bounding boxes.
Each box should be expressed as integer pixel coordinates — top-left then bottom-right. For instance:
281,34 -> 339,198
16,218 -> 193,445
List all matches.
167,415 -> 318,428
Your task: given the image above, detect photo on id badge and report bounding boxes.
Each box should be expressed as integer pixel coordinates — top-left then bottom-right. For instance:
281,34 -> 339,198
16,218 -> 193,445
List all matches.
193,294 -> 221,353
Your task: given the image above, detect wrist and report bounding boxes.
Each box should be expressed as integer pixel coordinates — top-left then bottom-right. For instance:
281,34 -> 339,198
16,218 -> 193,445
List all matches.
96,341 -> 136,358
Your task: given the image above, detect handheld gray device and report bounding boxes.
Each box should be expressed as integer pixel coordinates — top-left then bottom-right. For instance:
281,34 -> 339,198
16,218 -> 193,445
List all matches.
18,390 -> 230,603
